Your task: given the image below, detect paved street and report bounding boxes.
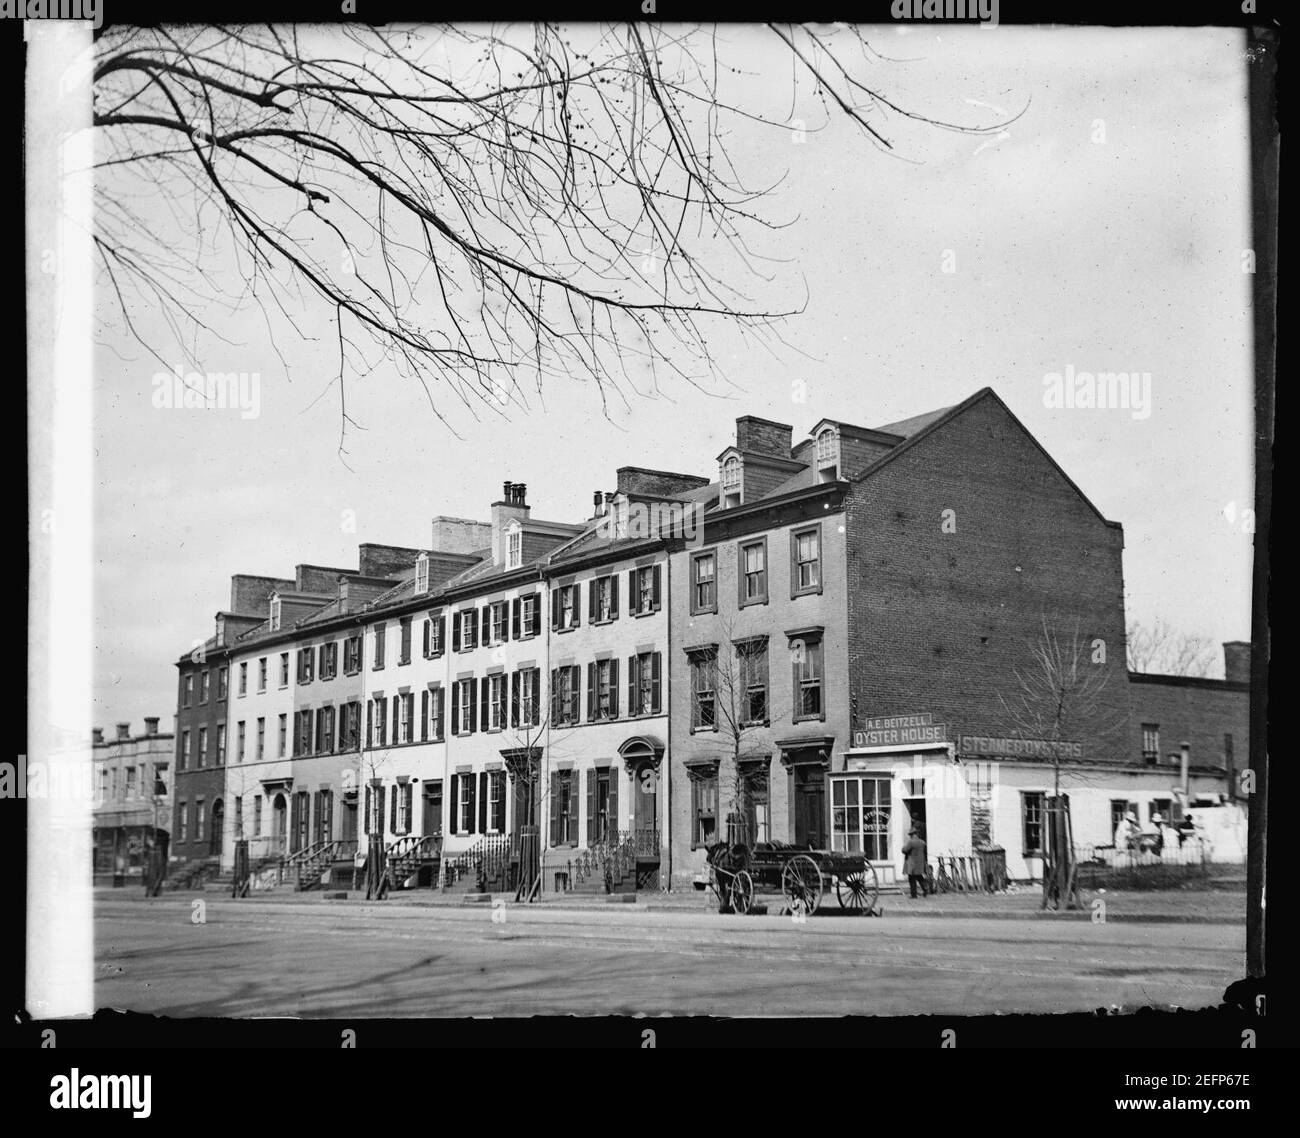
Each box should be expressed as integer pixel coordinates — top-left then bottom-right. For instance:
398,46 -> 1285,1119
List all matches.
94,896 -> 1244,1017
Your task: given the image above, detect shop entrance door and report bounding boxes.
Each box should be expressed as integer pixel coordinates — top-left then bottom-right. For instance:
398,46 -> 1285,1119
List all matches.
793,765 -> 826,848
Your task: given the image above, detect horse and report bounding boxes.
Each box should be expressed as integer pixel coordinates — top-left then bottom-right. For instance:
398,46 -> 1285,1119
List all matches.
705,840 -> 751,913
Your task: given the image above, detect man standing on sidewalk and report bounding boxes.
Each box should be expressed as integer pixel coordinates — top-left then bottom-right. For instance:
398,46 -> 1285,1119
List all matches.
903,827 -> 929,899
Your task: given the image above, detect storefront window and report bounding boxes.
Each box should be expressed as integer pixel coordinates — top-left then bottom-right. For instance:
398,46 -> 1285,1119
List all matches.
831,775 -> 891,859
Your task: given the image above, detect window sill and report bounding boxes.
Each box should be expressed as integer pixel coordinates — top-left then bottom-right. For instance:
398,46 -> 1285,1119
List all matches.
793,714 -> 826,725
691,726 -> 719,735
554,625 -> 578,635
633,608 -> 661,619
738,598 -> 769,609
689,605 -> 719,617
790,586 -> 823,599
592,617 -> 618,627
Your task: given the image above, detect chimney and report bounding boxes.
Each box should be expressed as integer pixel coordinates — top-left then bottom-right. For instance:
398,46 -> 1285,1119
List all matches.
430,517 -> 492,555
491,482 -> 531,565
92,727 -> 104,745
593,490 -> 605,517
116,722 -> 131,741
144,717 -> 160,737
735,415 -> 793,458
1223,641 -> 1250,684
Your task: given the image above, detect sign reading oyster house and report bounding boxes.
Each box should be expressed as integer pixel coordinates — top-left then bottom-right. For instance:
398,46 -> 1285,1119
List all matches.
958,736 -> 1083,759
852,714 -> 948,748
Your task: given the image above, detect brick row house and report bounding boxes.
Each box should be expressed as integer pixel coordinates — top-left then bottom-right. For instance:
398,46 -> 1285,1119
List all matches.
167,388 -> 1252,892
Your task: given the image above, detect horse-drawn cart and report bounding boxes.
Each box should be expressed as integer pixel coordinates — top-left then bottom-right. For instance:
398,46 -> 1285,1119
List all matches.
706,841 -> 881,916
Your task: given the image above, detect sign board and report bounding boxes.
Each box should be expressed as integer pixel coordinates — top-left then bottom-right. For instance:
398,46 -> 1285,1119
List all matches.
853,713 -> 947,748
958,736 -> 1083,760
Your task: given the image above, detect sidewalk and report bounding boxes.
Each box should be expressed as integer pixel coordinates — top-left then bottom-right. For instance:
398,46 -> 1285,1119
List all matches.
100,882 -> 1246,924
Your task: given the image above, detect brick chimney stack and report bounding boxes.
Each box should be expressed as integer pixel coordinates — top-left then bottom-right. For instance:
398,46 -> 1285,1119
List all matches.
115,722 -> 131,741
92,727 -> 104,745
1223,641 -> 1250,684
144,717 -> 160,736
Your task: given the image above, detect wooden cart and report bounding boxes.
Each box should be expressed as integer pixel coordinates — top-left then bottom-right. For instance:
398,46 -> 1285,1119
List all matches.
705,841 -> 881,916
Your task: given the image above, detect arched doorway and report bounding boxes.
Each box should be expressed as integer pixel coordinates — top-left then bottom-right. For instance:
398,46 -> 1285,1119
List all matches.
618,736 -> 665,861
209,799 -> 224,857
272,793 -> 288,853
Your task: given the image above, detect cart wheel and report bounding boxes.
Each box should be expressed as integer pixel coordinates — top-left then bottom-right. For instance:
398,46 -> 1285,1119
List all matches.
730,870 -> 754,915
782,854 -> 823,915
836,863 -> 880,913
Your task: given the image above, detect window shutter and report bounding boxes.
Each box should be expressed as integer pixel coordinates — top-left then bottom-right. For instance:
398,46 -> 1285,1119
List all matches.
423,619 -> 430,658
790,530 -> 799,599
651,652 -> 662,714
511,671 -> 520,729
550,589 -> 559,631
609,769 -> 619,835
586,769 -> 595,845
652,564 -> 662,610
377,786 -> 386,837
448,775 -> 459,834
468,678 -> 478,734
570,666 -> 581,722
481,604 -> 491,644
479,772 -> 488,834
452,615 -> 461,653
738,545 -> 747,607
628,569 -> 637,614
364,784 -> 371,834
404,784 -> 413,834
611,574 -> 619,618
610,658 -> 619,718
434,689 -> 444,740
511,598 -> 520,640
572,585 -> 581,627
628,655 -> 638,717
550,670 -> 559,725
530,594 -> 541,637
390,785 -> 398,833
366,701 -> 373,747
586,662 -> 595,721
421,690 -> 429,742
480,677 -> 489,732
450,682 -> 460,735
466,774 -> 478,835
390,696 -> 398,744
792,651 -> 801,721
549,773 -> 560,846
588,580 -> 597,622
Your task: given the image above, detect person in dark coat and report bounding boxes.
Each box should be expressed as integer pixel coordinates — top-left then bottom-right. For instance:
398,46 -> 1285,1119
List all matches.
902,827 -> 929,898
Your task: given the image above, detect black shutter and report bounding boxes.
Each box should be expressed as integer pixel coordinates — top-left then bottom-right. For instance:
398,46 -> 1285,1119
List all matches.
652,564 -> 662,610
448,774 -> 458,834
391,696 -> 399,744
572,585 -> 580,627
586,769 -> 595,845
628,569 -> 638,614
511,671 -> 520,729
531,671 -> 541,726
479,772 -> 488,834
530,593 -> 541,637
651,652 -> 662,714
404,784 -> 414,834
421,690 -> 429,742
481,604 -> 491,644
611,574 -> 619,618
364,784 -> 371,834
587,662 -> 595,721
450,682 -> 460,735
550,589 -> 559,631
480,677 -> 489,732
468,678 -> 478,734
423,619 -> 430,658
376,786 -> 386,837
610,659 -> 619,718
452,614 -> 461,652
588,579 -> 597,622
628,655 -> 638,717
466,774 -> 478,835
609,769 -> 619,837
390,785 -> 398,834
549,773 -> 560,846
511,598 -> 520,640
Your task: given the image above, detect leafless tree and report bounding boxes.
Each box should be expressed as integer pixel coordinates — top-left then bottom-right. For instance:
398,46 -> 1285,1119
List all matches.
1126,617 -> 1217,678
91,23 -> 1019,444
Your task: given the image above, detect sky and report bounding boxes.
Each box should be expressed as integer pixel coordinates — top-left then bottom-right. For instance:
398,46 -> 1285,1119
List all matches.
90,24 -> 1257,732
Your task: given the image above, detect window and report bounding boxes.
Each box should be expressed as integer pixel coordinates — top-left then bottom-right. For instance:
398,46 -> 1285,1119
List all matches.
453,680 -> 476,736
423,614 -> 445,658
295,710 -> 313,755
739,539 -> 768,606
279,653 -> 289,687
340,702 -> 363,751
397,693 -> 413,744
791,634 -> 824,721
485,674 -> 506,731
1151,798 -> 1173,825
507,529 -> 522,569
316,790 -> 333,844
1110,799 -> 1130,839
220,665 -> 230,700
236,721 -> 246,763
738,639 -> 768,725
454,609 -> 478,651
368,697 -> 388,747
550,665 -> 581,726
179,801 -> 188,843
258,657 -> 267,692
416,554 -> 430,593
373,624 -> 386,669
511,668 -> 541,728
458,777 -> 474,834
489,602 -> 508,646
815,426 -> 839,481
399,618 -> 412,665
395,781 -> 412,834
690,769 -> 718,847
552,584 -> 580,631
198,726 -> 208,767
253,796 -> 262,837
277,714 -> 287,757
179,730 -> 190,772
343,634 -> 362,674
739,767 -> 770,846
269,596 -> 281,631
234,797 -> 243,840
689,650 -> 717,731
1023,792 -> 1046,855
551,770 -> 577,846
297,647 -> 314,685
256,718 -> 265,760
791,526 -> 822,596
196,799 -> 206,843
628,651 -> 663,717
591,768 -> 613,842
182,674 -> 193,707
691,551 -> 716,614
629,565 -> 662,616
125,766 -> 137,798
590,575 -> 618,622
1141,724 -> 1159,765
588,659 -> 619,721
488,771 -> 506,833
98,767 -> 109,802
518,593 -> 540,639
200,671 -> 211,704
237,662 -> 247,697
721,455 -> 741,507
423,687 -> 446,742
367,782 -> 387,836
317,706 -> 336,753
320,641 -> 338,680
831,775 -> 891,859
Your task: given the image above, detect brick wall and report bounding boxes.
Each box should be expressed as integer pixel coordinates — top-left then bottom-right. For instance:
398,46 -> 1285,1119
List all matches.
844,392 -> 1132,763
1128,675 -> 1250,790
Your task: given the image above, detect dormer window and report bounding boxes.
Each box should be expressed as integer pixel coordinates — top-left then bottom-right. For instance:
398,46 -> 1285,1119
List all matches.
507,524 -> 522,568
721,455 -> 742,508
269,595 -> 281,631
415,553 -> 430,593
816,427 -> 839,481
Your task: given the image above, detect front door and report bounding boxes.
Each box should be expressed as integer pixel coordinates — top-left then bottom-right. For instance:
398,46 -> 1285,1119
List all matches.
341,800 -> 358,842
793,766 -> 826,848
633,764 -> 656,848
423,781 -> 443,838
209,799 -> 224,857
272,793 -> 288,853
